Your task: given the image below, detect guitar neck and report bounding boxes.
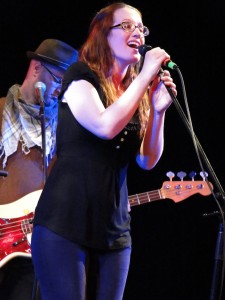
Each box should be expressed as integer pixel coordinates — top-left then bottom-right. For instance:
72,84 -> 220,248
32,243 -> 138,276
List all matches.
0,180 -> 213,268
129,189 -> 161,207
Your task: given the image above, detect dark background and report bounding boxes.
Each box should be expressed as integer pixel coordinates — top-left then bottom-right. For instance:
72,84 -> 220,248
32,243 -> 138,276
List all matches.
1,0 -> 224,299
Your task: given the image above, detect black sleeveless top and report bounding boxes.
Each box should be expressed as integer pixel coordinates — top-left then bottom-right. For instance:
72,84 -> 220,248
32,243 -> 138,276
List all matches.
33,62 -> 142,249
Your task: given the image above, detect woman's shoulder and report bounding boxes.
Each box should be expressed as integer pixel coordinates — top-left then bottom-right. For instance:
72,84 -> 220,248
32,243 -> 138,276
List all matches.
59,61 -> 101,100
63,61 -> 100,87
65,61 -> 94,79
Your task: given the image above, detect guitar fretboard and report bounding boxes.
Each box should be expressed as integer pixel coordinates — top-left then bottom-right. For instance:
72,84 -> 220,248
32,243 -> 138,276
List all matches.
129,189 -> 162,207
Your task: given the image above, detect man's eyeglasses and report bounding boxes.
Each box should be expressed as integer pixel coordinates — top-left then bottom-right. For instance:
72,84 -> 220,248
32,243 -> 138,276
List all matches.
110,21 -> 150,37
41,64 -> 62,84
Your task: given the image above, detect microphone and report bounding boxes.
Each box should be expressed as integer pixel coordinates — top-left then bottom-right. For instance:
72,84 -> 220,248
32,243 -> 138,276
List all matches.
34,81 -> 46,104
138,44 -> 178,70
0,170 -> 8,177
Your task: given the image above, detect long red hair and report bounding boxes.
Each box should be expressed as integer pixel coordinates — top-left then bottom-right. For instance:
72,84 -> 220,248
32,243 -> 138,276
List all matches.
79,2 -> 149,137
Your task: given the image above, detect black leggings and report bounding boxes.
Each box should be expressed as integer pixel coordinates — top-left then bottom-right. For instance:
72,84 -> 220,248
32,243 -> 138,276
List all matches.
31,225 -> 131,300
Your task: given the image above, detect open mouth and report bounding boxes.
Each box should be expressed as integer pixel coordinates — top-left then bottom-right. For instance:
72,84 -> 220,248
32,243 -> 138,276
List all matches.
127,41 -> 140,49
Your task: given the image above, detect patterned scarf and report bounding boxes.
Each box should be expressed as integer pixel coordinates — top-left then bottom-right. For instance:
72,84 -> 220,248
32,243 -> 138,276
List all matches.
0,84 -> 58,168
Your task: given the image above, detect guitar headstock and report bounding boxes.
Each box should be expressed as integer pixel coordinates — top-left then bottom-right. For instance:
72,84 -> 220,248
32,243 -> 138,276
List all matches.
160,180 -> 213,203
160,171 -> 214,203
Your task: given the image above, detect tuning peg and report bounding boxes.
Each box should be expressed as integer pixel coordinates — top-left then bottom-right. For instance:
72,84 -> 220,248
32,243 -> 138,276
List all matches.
166,171 -> 175,181
189,171 -> 196,181
177,171 -> 187,181
200,171 -> 208,181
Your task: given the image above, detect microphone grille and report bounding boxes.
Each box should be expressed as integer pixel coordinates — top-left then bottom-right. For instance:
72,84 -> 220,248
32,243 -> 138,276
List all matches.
138,44 -> 152,56
34,81 -> 46,92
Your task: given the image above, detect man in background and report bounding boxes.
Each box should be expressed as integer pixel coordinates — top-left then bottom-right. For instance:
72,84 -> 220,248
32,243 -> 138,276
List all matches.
0,38 -> 78,300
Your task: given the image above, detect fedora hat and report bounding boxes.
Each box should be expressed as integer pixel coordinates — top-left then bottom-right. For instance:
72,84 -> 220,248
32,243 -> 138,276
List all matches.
27,39 -> 78,70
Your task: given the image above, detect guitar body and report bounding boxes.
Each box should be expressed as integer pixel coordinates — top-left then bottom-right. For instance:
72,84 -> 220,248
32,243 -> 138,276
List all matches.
0,190 -> 42,267
0,213 -> 33,267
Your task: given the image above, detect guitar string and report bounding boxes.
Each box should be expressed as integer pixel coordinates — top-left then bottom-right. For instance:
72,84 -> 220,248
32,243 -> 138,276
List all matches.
129,183 -> 209,206
0,182 -> 210,237
0,218 -> 33,239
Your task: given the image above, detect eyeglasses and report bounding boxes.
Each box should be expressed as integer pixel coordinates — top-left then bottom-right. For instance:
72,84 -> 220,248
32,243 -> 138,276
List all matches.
41,64 -> 62,84
110,21 -> 150,37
